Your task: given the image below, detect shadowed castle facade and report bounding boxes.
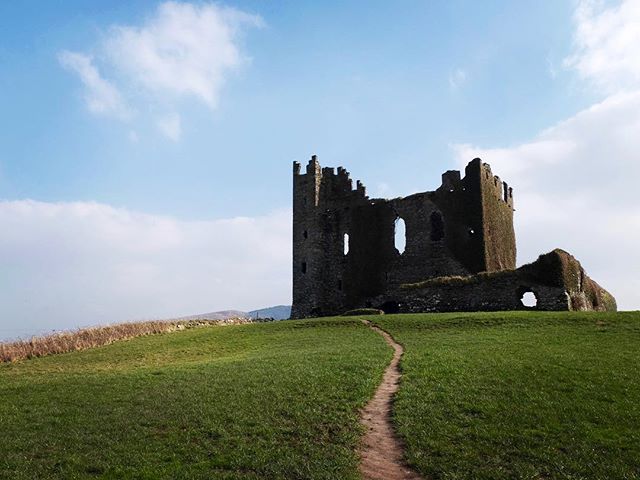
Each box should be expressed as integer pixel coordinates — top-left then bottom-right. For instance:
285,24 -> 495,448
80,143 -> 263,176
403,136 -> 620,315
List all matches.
291,156 -> 615,318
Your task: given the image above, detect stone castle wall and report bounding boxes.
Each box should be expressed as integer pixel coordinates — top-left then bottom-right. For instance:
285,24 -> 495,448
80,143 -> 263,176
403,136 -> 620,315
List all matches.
291,156 -> 517,318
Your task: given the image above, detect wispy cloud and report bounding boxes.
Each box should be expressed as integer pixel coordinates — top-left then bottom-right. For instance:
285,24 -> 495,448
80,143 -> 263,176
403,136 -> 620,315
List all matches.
156,113 -> 182,141
58,1 -> 262,140
448,68 -> 467,90
58,51 -> 132,120
105,1 -> 262,108
564,0 -> 640,93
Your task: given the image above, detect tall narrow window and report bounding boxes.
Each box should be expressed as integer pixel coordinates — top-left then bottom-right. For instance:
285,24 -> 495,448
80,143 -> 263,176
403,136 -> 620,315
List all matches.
394,217 -> 406,255
430,211 -> 445,241
301,262 -> 307,274
343,233 -> 350,255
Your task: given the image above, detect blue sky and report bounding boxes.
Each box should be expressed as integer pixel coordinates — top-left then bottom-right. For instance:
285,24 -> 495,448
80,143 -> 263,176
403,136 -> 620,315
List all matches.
2,0 -> 640,339
2,0 -> 589,217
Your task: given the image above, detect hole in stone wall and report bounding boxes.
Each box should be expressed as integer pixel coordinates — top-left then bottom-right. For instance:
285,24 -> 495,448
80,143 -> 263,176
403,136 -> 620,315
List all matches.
344,233 -> 349,255
520,290 -> 537,308
338,279 -> 343,291
380,301 -> 400,314
394,217 -> 406,254
430,211 -> 445,241
301,262 -> 307,274
303,230 -> 308,239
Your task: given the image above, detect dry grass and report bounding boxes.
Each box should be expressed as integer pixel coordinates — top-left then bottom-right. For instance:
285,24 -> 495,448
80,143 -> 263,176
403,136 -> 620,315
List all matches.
0,318 -> 251,363
400,270 -> 512,290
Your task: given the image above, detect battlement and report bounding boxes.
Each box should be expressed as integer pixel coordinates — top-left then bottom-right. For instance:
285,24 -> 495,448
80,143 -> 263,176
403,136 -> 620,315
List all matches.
293,155 -> 368,207
479,161 -> 514,208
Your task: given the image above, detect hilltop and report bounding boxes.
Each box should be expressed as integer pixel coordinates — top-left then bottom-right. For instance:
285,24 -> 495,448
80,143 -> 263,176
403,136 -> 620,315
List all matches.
2,312 -> 639,479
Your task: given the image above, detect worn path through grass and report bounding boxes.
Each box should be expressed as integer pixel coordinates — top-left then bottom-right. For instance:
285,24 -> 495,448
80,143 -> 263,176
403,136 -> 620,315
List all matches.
358,320 -> 422,480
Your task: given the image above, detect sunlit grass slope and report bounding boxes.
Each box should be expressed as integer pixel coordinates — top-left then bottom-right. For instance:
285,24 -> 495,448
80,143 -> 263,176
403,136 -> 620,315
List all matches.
373,311 -> 640,480
0,318 -> 390,480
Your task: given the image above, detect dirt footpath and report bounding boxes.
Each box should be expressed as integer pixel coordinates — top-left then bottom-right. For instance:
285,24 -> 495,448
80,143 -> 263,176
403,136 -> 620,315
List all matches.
359,320 -> 422,480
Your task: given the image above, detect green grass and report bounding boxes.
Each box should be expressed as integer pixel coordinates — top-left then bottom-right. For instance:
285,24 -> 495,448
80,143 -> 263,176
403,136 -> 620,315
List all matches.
371,311 -> 640,480
4,312 -> 640,480
0,318 -> 390,480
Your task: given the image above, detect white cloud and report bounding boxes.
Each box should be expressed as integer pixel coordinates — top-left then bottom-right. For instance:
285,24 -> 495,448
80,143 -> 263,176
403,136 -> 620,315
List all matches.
58,51 -> 132,120
448,68 -> 467,90
453,91 -> 640,310
450,0 -> 640,310
156,113 -> 182,141
106,1 -> 262,108
564,0 -> 640,93
0,200 -> 291,339
59,2 -> 262,137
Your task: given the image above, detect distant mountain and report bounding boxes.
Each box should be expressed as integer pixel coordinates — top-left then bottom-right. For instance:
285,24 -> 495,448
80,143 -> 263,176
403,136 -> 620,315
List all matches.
176,310 -> 248,321
173,305 -> 291,322
247,305 -> 291,320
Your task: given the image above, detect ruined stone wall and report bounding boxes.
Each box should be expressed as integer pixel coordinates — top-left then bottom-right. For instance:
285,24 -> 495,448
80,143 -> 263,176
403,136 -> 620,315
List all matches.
366,249 -> 616,314
393,273 -> 570,313
291,156 -> 517,318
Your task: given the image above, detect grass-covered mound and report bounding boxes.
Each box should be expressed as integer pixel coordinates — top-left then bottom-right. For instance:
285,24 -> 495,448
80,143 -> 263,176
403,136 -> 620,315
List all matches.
372,311 -> 640,480
0,318 -> 390,480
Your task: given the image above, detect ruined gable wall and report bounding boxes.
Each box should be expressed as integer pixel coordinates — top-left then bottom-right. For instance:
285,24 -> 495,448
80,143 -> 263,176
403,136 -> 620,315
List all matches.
429,167 -> 487,273
385,193 -> 470,287
476,161 -> 517,271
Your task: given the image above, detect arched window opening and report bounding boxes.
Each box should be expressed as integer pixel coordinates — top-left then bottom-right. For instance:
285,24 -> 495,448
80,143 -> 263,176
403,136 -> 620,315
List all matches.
430,211 -> 445,241
520,290 -> 538,308
343,233 -> 350,255
301,262 -> 307,274
394,217 -> 406,255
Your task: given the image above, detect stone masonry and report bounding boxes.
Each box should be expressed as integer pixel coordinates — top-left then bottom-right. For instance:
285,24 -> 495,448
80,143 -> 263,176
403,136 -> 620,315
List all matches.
291,156 -> 616,318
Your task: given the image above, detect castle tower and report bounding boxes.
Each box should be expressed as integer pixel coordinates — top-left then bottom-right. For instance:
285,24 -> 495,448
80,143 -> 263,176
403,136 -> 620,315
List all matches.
291,155 -> 368,318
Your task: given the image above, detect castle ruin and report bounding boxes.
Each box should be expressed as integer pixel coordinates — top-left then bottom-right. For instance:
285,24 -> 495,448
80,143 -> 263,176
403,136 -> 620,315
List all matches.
291,156 -> 616,318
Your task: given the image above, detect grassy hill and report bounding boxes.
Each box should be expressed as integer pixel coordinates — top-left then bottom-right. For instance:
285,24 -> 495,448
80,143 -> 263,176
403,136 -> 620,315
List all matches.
374,311 -> 640,480
2,312 -> 640,479
0,319 -> 390,479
